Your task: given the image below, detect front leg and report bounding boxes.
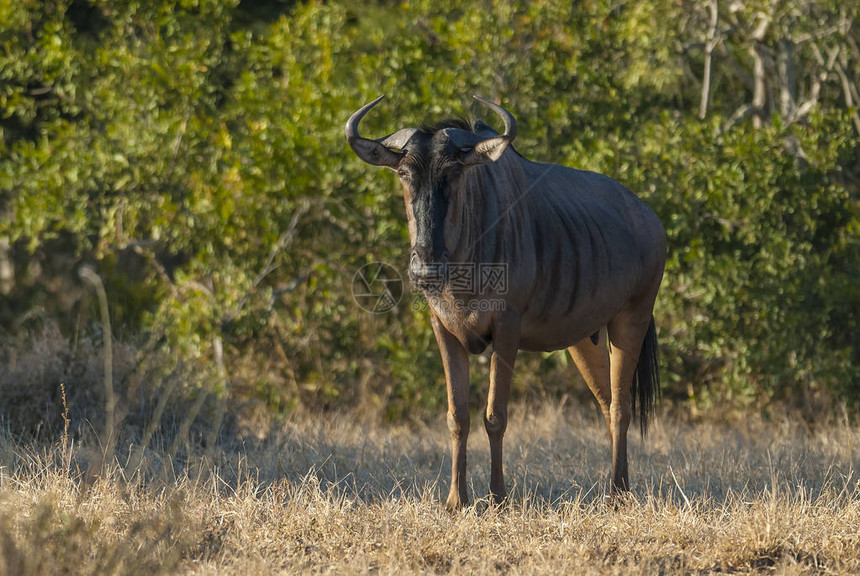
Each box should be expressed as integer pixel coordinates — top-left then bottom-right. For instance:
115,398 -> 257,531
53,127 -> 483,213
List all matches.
485,311 -> 520,506
430,313 -> 471,510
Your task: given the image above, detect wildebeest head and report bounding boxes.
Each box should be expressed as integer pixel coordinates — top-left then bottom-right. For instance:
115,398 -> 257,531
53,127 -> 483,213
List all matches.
346,96 -> 516,290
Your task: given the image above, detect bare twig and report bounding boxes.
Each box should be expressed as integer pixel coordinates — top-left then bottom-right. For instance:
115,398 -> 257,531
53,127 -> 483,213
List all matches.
750,11 -> 772,129
700,0 -> 720,119
225,201 -> 310,324
78,265 -> 116,477
254,202 -> 309,287
168,372 -> 213,461
834,60 -> 860,135
59,382 -> 71,473
204,335 -> 228,452
724,103 -> 763,131
669,466 -> 692,511
777,37 -> 796,117
129,366 -> 180,474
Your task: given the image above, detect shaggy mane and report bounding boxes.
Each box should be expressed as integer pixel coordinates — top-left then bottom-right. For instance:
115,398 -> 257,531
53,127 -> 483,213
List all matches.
420,117 -> 475,134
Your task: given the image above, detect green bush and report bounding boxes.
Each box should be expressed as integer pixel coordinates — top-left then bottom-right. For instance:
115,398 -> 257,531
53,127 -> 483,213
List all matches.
1,0 -> 858,434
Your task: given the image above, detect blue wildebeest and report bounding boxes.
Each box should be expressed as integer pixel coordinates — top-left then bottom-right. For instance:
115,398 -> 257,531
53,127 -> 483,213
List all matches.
346,96 -> 667,509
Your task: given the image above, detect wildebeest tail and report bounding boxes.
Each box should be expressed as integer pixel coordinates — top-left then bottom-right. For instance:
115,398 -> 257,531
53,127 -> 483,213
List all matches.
632,317 -> 660,437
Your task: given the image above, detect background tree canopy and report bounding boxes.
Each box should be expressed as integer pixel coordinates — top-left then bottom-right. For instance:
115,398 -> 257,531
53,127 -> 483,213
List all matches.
1,0 -> 858,432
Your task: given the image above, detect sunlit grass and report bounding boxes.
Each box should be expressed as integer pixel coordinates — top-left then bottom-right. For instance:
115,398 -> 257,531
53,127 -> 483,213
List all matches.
0,404 -> 857,574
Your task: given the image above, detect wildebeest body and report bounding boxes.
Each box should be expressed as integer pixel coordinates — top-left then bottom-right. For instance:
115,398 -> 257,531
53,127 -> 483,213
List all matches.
438,152 -> 664,353
347,96 -> 667,509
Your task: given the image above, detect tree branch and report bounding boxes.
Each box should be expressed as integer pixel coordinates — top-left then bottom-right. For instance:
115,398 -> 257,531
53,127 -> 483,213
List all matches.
700,0 -> 720,119
834,60 -> 860,135
750,11 -> 772,129
78,266 -> 116,480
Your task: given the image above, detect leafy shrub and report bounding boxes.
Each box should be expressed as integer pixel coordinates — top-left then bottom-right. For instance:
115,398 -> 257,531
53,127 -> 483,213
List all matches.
0,0 -> 857,430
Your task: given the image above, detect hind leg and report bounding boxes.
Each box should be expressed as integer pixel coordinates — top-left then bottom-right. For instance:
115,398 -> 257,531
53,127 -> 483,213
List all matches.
567,327 -> 611,439
484,312 -> 521,506
606,307 -> 655,493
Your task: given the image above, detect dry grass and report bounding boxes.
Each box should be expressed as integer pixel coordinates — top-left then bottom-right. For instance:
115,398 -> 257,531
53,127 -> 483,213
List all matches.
0,403 -> 857,575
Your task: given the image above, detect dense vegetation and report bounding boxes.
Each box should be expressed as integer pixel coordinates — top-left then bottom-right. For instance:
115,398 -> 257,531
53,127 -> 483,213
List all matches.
1,0 -> 858,441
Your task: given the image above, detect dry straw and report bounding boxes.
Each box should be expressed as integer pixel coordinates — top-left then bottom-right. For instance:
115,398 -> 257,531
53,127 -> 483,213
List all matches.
0,402 -> 857,575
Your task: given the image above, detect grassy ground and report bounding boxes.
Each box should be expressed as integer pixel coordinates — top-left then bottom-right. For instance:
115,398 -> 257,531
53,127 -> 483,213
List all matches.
0,403 -> 857,575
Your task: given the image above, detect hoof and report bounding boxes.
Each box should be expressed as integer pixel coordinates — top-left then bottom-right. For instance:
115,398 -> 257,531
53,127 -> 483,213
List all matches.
604,489 -> 636,510
445,493 -> 469,512
488,490 -> 508,509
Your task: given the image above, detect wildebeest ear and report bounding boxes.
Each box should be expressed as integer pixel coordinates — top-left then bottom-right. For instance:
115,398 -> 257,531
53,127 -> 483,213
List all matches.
444,127 -> 509,167
348,138 -> 404,168
379,128 -> 419,154
461,95 -> 517,167
461,136 -> 510,166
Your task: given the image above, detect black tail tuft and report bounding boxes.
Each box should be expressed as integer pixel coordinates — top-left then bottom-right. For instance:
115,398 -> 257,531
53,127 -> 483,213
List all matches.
631,317 -> 660,437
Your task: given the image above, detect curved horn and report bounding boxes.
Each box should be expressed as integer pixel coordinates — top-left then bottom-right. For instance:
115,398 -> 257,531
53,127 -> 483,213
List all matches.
463,95 -> 517,166
345,95 -> 385,142
473,95 -> 517,142
345,95 -> 404,168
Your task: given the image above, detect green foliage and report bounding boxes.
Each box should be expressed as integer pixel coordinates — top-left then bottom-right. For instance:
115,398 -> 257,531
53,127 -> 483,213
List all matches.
0,0 -> 858,425
631,112 -> 859,404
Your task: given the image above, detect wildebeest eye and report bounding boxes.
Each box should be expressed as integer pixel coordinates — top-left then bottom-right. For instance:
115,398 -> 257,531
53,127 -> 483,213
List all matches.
459,147 -> 473,154
397,168 -> 410,180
